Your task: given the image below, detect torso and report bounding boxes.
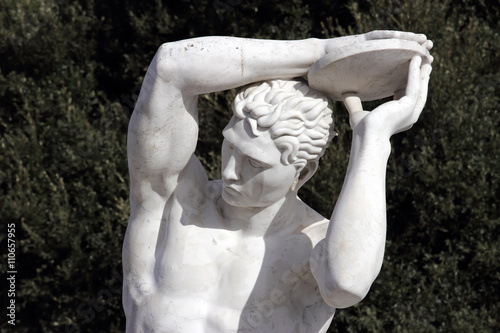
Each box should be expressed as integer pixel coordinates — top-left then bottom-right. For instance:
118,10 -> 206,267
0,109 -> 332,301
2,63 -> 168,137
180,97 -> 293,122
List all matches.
126,180 -> 335,333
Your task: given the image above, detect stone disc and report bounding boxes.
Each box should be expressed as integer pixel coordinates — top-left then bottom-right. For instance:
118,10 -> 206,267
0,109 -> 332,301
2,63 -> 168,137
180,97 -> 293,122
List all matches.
307,39 -> 429,101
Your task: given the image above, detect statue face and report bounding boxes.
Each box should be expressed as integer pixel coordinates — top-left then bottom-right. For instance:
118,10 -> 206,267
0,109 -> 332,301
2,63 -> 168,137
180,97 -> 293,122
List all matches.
221,117 -> 299,208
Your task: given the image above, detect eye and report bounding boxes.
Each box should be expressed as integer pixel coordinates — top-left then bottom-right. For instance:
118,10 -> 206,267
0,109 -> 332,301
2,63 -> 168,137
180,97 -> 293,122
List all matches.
248,158 -> 266,168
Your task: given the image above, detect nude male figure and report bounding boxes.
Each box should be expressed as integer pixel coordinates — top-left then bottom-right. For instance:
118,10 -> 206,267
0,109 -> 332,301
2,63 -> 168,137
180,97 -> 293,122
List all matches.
122,31 -> 433,332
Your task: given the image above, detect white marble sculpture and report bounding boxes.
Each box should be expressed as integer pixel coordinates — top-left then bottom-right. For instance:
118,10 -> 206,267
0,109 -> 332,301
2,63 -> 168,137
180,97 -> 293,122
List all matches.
123,31 -> 433,332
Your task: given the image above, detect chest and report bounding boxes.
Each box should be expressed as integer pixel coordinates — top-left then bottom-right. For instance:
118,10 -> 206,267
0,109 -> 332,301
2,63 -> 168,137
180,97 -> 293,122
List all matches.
146,193 -> 334,332
156,220 -> 316,294
156,222 -> 263,296
153,223 -> 332,331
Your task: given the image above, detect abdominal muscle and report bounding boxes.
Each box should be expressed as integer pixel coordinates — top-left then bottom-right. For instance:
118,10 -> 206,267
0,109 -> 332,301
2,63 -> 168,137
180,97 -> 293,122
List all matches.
140,293 -> 243,333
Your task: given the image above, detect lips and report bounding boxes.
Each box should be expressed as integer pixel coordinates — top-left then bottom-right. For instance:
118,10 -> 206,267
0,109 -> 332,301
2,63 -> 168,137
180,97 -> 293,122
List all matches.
223,185 -> 240,194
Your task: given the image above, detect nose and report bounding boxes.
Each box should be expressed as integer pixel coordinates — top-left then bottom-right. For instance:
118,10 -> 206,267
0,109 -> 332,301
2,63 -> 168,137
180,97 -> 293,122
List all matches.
222,154 -> 240,182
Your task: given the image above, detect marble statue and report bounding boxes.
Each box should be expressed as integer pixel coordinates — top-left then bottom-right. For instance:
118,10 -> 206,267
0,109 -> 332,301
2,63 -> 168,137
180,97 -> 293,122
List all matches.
122,31 -> 433,332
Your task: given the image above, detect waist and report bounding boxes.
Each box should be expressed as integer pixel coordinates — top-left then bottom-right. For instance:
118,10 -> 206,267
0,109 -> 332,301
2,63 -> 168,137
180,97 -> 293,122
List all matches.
140,293 -> 241,333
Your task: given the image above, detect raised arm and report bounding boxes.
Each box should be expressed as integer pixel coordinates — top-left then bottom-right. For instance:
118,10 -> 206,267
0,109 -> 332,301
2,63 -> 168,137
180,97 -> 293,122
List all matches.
123,36 -> 333,309
124,37 -> 328,265
310,55 -> 433,309
127,32 -> 431,202
127,37 -> 329,203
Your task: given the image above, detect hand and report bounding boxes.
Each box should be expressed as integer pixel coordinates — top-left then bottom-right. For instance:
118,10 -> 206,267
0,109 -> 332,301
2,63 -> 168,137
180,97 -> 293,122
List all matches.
363,30 -> 433,50
343,56 -> 433,138
325,30 -> 434,60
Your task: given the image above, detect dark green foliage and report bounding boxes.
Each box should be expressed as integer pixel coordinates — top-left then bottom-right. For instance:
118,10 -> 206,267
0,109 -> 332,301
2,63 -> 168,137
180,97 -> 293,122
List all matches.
1,1 -> 129,332
0,0 -> 498,332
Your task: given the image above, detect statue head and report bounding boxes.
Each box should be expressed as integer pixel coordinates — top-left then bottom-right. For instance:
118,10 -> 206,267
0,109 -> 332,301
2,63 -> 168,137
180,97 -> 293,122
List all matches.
231,79 -> 335,169
220,79 -> 335,208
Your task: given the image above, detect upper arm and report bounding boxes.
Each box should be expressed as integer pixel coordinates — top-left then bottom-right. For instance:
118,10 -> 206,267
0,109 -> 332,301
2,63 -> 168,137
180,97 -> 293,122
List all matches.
124,44 -> 207,294
127,36 -> 324,201
127,44 -> 204,203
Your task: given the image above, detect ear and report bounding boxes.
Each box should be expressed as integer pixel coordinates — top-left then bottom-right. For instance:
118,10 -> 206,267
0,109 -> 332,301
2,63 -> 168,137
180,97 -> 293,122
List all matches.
291,160 -> 319,191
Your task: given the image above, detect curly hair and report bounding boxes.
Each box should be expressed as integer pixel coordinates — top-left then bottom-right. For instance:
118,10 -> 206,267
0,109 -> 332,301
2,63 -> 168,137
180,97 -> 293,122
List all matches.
232,79 -> 336,169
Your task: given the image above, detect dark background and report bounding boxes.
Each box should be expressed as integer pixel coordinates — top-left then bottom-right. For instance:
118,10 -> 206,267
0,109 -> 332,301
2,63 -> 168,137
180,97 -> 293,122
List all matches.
1,0 -> 499,332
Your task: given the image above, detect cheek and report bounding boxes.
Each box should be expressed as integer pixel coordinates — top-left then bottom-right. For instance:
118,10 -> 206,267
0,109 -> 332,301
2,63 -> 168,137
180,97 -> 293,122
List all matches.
256,167 -> 297,198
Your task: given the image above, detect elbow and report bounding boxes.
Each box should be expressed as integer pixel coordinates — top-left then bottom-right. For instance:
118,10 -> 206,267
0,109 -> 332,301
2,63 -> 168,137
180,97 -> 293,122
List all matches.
319,275 -> 371,309
153,42 -> 180,83
311,240 -> 379,309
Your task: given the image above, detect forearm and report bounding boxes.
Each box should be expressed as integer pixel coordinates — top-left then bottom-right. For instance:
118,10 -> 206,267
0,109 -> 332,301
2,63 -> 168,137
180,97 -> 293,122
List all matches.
157,36 -> 327,95
312,131 -> 391,308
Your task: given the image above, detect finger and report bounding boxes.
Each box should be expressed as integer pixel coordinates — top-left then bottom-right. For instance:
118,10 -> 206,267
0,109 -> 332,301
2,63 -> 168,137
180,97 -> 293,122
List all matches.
402,56 -> 423,106
369,30 -> 428,44
410,33 -> 428,45
406,62 -> 432,128
423,40 -> 433,51
420,62 -> 433,81
412,62 -> 433,118
417,62 -> 432,103
395,54 -> 426,101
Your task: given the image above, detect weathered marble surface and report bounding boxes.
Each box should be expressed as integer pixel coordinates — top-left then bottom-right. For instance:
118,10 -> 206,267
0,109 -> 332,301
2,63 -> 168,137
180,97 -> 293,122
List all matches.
123,31 -> 433,333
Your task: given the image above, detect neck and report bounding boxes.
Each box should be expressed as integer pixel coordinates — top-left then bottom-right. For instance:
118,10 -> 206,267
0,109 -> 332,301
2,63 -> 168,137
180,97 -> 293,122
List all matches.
218,191 -> 300,237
